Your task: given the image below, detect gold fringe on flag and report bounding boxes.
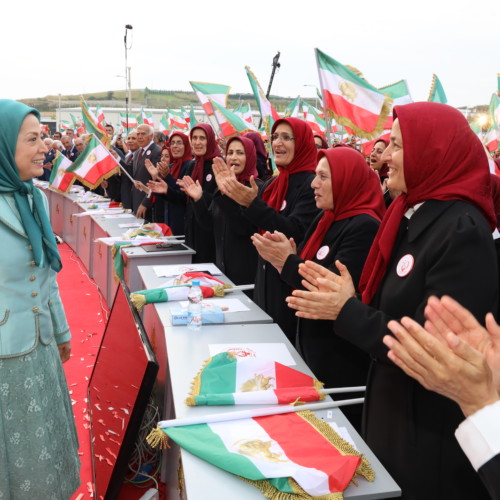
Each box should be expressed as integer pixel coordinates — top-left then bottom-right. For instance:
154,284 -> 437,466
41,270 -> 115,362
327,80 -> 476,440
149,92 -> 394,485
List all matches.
73,165 -> 120,191
146,426 -> 170,450
185,356 -> 214,405
427,73 -> 438,102
130,293 -> 147,312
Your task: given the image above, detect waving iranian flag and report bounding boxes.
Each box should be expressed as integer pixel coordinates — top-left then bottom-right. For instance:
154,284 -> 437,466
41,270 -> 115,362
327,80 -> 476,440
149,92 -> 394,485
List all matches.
49,152 -> 76,193
190,81 -> 231,116
210,100 -> 256,138
315,48 -> 392,139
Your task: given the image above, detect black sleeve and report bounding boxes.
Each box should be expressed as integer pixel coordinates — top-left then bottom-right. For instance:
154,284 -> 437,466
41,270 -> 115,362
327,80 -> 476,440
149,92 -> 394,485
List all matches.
242,177 -> 318,243
335,210 -> 498,360
477,454 -> 500,500
214,193 -> 259,237
191,192 -> 213,229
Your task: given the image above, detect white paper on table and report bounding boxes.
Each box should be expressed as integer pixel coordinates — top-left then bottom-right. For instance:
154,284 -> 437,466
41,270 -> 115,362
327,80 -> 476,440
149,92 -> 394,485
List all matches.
179,297 -> 250,313
118,222 -> 143,228
208,343 -> 296,366
327,422 -> 357,450
154,263 -> 222,277
96,236 -> 168,246
103,213 -> 136,219
74,208 -> 124,217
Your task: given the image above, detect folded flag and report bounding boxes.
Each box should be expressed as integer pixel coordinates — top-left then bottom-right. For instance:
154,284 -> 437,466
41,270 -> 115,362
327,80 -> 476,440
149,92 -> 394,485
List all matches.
130,272 -> 232,312
49,152 -> 76,193
186,352 -> 325,406
149,410 -> 374,499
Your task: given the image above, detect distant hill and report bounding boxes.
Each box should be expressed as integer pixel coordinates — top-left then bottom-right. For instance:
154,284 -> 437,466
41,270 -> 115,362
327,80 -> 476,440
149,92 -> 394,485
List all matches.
19,88 -> 311,114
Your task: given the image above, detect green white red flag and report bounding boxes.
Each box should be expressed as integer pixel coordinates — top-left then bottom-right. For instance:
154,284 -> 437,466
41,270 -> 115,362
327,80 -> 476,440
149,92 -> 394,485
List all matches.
189,105 -> 198,129
159,114 -> 170,134
168,109 -> 189,130
156,410 -> 374,498
61,120 -> 71,131
428,74 -> 448,104
66,134 -> 120,189
245,66 -> 280,124
233,102 -> 256,129
302,102 -> 326,136
49,152 -> 76,193
120,112 -> 137,131
284,96 -> 301,118
483,127 -> 499,152
137,108 -> 154,127
81,98 -> 109,146
210,99 -> 256,138
190,81 -> 231,116
379,80 -> 413,107
186,352 -> 324,406
489,93 -> 500,130
315,48 -> 392,139
96,104 -> 106,127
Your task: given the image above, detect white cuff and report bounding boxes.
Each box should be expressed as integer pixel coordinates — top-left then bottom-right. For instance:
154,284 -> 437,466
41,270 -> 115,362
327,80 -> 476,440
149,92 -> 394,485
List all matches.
455,400 -> 500,471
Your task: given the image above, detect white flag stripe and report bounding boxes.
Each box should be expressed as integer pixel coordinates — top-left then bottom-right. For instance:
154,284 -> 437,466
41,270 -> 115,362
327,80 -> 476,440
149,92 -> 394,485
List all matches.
208,419 -> 331,496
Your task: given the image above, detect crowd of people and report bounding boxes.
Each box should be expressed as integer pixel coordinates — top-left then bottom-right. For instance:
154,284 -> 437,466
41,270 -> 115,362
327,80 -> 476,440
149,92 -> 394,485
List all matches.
1,98 -> 500,499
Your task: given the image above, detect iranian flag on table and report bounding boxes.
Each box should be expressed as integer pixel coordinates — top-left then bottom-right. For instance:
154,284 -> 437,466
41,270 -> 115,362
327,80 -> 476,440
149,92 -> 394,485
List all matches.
315,48 -> 392,140
49,152 -> 76,193
186,352 -> 324,406
66,134 -> 120,189
302,102 -> 327,136
155,410 -> 374,498
210,99 -> 256,138
120,112 -> 137,131
428,74 -> 448,104
190,81 -> 231,116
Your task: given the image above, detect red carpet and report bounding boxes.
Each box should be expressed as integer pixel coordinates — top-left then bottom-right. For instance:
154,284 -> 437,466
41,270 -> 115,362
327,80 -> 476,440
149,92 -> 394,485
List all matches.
57,244 -> 163,500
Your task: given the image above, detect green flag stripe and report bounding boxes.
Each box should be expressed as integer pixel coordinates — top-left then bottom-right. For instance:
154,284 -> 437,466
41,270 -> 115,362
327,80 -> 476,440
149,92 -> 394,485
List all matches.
202,352 -> 237,394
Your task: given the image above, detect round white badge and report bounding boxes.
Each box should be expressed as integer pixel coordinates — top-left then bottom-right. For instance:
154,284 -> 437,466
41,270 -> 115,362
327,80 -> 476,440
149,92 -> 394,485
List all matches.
316,245 -> 330,260
146,150 -> 151,156
396,254 -> 414,277
206,173 -> 213,182
280,200 -> 287,211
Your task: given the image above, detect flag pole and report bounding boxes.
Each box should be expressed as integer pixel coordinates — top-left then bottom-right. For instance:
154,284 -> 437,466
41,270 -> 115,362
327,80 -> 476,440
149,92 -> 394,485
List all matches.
314,48 -> 331,147
157,398 -> 364,429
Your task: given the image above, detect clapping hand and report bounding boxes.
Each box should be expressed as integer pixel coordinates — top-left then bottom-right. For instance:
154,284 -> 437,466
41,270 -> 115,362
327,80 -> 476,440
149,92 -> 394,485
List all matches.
251,231 -> 295,273
177,175 -> 203,201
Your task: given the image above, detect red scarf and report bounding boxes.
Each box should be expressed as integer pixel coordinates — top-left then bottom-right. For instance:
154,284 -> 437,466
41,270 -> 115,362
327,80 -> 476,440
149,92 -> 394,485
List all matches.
359,102 -> 496,304
300,148 -> 385,261
261,118 -> 317,212
189,124 -> 221,185
168,132 -> 192,179
225,136 -> 258,184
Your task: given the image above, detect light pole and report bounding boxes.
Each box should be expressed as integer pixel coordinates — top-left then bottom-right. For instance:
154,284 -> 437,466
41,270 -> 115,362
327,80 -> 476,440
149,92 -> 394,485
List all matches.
57,93 -> 61,132
124,24 -> 133,131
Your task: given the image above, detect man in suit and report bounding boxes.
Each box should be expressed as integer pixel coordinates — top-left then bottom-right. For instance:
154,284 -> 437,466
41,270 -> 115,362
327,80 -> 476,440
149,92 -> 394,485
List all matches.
61,135 -> 79,162
132,124 -> 161,218
120,130 -> 139,209
384,297 -> 500,500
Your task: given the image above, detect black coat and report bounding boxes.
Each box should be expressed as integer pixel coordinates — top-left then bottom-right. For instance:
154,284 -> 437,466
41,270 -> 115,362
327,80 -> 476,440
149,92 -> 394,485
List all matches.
183,159 -> 218,263
120,152 -> 134,210
159,160 -> 192,236
243,171 -> 320,340
191,184 -> 261,285
335,199 -> 498,500
281,214 -> 379,386
131,142 -> 162,214
478,453 -> 500,500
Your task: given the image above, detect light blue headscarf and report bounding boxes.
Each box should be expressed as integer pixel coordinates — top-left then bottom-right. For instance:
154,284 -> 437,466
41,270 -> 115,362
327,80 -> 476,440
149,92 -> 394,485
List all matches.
0,99 -> 62,271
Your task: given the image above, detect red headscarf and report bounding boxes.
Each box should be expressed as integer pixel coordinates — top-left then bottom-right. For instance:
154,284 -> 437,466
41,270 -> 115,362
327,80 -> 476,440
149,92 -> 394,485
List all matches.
374,138 -> 389,179
359,102 -> 496,304
261,118 -> 317,212
300,148 -> 385,261
225,136 -> 258,184
189,123 -> 220,185
314,134 -> 329,149
169,132 -> 192,179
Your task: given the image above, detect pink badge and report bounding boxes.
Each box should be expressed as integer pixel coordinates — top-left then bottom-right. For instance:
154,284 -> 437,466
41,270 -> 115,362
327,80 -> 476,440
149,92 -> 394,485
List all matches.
280,200 -> 287,211
146,150 -> 151,156
206,173 -> 213,182
316,245 -> 329,260
396,254 -> 414,277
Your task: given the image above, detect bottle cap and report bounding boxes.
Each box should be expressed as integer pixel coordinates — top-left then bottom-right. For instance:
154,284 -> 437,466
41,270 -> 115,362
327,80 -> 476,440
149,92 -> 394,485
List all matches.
191,280 -> 201,286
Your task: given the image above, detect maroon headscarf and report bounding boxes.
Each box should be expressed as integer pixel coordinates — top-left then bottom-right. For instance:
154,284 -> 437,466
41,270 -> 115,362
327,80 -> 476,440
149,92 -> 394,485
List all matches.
300,148 -> 385,261
189,124 -> 220,185
261,118 -> 317,212
359,102 -> 496,304
244,132 -> 268,161
169,131 -> 192,179
314,134 -> 329,149
225,136 -> 258,184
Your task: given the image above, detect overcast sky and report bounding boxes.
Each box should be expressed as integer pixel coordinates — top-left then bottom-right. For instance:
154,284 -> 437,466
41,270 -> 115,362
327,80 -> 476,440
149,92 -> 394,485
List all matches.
1,0 -> 498,108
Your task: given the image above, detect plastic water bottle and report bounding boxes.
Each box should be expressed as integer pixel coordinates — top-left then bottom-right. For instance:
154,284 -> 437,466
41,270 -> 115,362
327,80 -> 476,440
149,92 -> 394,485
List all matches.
187,280 -> 203,331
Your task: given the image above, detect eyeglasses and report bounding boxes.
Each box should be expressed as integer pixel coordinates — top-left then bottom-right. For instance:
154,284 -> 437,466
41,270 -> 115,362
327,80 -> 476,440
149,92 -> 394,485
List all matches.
170,140 -> 184,146
271,133 -> 295,143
